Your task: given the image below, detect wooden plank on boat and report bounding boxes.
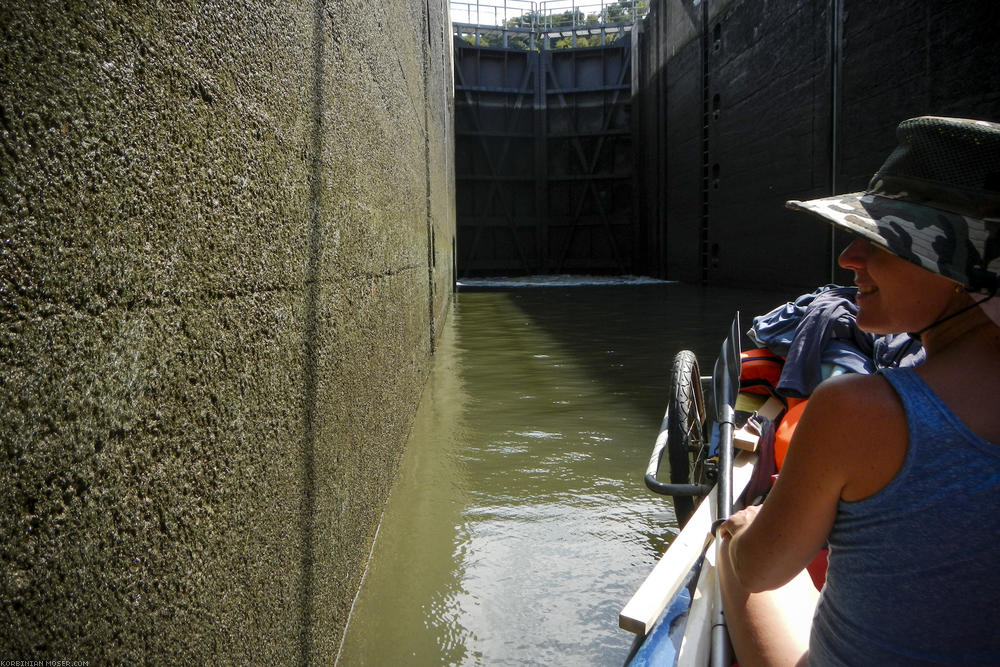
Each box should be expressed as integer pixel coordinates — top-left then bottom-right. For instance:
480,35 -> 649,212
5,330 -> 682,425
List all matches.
758,396 -> 785,421
676,537 -> 717,667
619,451 -> 757,635
735,396 -> 788,451
733,424 -> 759,452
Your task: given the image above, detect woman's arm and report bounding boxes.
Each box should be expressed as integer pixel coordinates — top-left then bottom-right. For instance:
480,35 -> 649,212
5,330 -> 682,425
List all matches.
720,372 -> 908,592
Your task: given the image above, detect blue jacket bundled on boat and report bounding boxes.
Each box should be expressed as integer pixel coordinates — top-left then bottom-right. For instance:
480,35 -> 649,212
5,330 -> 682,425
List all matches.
749,284 -> 925,399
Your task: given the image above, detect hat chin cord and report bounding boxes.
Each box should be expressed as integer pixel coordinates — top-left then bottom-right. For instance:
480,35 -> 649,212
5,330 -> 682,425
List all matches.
908,289 -> 998,340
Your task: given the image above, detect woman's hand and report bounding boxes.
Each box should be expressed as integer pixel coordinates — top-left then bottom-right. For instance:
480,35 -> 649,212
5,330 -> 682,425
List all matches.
718,504 -> 762,541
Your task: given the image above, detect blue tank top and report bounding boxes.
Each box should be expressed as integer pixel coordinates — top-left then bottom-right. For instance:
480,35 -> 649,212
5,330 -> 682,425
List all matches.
810,368 -> 1000,666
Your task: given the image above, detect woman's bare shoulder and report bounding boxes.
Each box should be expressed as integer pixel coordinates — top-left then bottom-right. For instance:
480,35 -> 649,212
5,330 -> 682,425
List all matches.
807,371 -> 903,417
799,372 -> 909,501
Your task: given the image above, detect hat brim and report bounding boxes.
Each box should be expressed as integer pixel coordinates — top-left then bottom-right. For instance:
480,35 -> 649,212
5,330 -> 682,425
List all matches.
786,193 -> 980,287
787,192 -> 890,249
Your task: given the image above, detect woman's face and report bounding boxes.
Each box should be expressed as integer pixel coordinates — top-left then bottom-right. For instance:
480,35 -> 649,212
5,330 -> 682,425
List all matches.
837,237 -> 959,334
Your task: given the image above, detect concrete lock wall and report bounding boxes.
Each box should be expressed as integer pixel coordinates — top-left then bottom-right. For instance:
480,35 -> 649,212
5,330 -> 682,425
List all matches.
636,0 -> 1000,290
0,0 -> 454,662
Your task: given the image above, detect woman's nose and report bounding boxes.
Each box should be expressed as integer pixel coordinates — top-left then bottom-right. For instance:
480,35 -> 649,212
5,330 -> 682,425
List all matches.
838,237 -> 869,271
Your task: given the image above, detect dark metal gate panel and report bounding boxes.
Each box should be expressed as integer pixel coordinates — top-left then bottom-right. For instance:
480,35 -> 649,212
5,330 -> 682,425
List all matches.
455,41 -> 634,277
544,45 -> 633,274
455,46 -> 541,274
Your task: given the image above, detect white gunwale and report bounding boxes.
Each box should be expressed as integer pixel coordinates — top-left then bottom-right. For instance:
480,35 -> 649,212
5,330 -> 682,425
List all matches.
619,450 -> 757,635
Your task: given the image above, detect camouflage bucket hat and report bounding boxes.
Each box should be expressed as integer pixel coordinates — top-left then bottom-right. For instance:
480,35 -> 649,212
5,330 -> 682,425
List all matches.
787,116 -> 1000,294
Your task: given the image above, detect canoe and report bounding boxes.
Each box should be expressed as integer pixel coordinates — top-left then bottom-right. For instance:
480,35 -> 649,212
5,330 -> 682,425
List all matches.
621,451 -> 755,666
620,313 -> 763,666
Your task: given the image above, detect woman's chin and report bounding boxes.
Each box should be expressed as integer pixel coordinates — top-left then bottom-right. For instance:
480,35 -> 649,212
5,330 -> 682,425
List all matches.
855,312 -> 899,336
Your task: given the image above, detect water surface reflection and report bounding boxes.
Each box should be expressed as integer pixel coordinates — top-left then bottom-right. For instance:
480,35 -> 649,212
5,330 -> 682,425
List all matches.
338,283 -> 792,666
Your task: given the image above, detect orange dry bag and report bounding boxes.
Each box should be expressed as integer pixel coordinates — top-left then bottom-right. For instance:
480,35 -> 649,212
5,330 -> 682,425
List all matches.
774,398 -> 807,470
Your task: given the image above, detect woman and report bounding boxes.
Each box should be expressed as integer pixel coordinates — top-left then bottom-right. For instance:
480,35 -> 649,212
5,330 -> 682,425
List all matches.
718,116 -> 1000,666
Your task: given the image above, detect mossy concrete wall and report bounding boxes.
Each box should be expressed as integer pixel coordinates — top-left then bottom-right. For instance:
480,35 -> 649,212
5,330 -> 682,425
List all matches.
0,0 -> 454,662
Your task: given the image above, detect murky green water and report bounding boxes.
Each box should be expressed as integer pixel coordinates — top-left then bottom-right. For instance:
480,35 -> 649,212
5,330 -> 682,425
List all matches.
337,282 -> 791,666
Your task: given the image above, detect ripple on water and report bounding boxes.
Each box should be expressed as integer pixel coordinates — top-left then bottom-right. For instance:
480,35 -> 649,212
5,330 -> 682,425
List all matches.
339,283 -> 794,666
512,430 -> 563,439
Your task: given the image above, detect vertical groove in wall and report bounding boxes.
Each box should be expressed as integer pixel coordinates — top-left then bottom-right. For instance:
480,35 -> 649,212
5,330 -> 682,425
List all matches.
829,0 -> 843,281
656,15 -> 666,278
424,0 -> 437,353
654,7 -> 665,278
301,0 -> 326,661
923,2 -> 932,110
699,1 -> 710,285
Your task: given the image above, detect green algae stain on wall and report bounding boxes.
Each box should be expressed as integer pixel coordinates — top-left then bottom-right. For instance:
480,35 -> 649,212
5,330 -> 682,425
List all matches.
0,0 -> 454,662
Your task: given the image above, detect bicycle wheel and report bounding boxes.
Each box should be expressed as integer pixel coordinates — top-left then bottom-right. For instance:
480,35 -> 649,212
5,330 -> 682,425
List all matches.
666,350 -> 709,527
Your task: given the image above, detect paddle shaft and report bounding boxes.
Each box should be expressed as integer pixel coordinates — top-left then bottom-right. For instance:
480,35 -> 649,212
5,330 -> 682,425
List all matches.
710,404 -> 735,667
710,313 -> 740,667
716,405 -> 735,525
